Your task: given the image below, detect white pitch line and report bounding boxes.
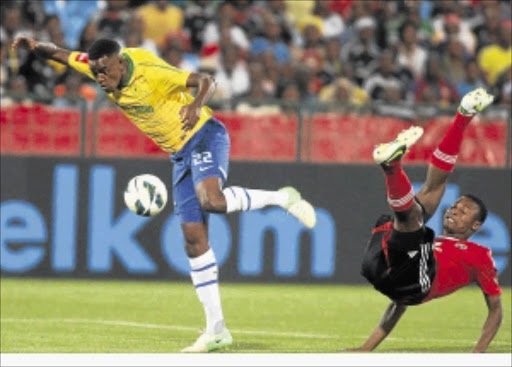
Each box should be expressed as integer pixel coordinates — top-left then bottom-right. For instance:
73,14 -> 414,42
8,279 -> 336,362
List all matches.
0,318 -> 332,339
1,318 -> 510,346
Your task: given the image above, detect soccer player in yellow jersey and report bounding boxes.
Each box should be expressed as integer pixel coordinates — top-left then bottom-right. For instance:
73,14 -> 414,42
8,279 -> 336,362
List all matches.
13,36 -> 317,352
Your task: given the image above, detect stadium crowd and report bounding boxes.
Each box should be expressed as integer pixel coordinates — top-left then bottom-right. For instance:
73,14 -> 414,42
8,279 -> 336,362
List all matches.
1,0 -> 511,113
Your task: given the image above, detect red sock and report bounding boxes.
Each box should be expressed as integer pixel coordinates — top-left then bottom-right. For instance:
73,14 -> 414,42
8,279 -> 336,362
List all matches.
430,111 -> 473,171
383,160 -> 414,212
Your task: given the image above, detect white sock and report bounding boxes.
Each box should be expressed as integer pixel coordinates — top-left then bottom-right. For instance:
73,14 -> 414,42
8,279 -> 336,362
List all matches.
189,248 -> 225,334
222,186 -> 288,213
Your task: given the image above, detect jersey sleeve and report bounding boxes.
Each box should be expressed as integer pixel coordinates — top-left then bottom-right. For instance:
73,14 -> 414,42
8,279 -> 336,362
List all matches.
68,52 -> 95,80
475,249 -> 502,296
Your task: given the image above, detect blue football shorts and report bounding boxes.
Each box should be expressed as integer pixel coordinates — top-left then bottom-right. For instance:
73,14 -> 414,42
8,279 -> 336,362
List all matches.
170,118 -> 230,223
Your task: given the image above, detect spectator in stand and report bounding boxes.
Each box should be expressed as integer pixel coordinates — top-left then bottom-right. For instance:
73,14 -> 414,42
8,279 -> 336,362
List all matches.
300,46 -> 325,94
493,66 -> 511,105
370,1 -> 397,51
43,0 -> 99,49
471,3 -> 501,53
321,38 -> 342,85
382,83 -> 403,103
1,5 -> 34,89
247,60 -> 276,97
123,31 -> 158,55
16,13 -> 67,100
2,75 -> 32,106
251,12 -> 290,64
280,81 -> 300,101
396,21 -> 428,79
388,1 -> 433,48
279,81 -> 301,113
441,38 -> 468,86
341,16 -> 381,86
53,72 -> 91,108
258,49 -> 289,98
40,14 -> 61,42
293,63 -> 319,104
363,50 -> 412,102
285,0 -> 316,26
18,0 -> 46,37
1,5 -> 33,48
137,0 -> 183,51
78,22 -> 99,52
415,54 -> 459,107
339,62 -> 359,86
456,59 -> 486,98
229,0 -> 254,34
162,45 -> 197,73
164,30 -> 200,72
202,1 -> 250,53
0,40 -> 8,99
90,0 -> 131,43
478,20 -> 512,87
119,13 -> 158,55
432,13 -> 477,56
235,81 -> 281,114
263,0 -> 295,45
214,44 -> 250,101
313,0 -> 345,39
319,77 -> 368,106
183,0 -> 215,53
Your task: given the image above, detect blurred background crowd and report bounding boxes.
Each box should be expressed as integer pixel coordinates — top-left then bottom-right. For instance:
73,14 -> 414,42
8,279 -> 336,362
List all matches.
1,0 -> 511,113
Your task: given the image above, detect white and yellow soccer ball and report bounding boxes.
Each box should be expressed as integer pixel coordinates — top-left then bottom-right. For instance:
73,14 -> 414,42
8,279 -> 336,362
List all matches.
124,174 -> 168,216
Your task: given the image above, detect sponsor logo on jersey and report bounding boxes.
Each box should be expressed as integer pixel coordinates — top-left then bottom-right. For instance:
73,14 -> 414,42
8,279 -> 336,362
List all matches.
75,53 -> 89,64
119,105 -> 154,114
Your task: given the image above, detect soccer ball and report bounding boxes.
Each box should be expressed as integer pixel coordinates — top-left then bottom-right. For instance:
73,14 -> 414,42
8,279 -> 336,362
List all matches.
124,174 -> 168,216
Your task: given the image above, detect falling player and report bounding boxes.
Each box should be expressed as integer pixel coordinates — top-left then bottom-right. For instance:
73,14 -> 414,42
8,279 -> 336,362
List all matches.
12,36 -> 317,352
356,88 -> 502,352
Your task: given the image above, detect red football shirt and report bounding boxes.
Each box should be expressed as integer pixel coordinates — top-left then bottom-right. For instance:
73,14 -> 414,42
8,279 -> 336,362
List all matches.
423,236 -> 502,303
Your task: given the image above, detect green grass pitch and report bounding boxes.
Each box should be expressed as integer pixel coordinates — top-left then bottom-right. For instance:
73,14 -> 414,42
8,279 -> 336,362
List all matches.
1,278 -> 510,353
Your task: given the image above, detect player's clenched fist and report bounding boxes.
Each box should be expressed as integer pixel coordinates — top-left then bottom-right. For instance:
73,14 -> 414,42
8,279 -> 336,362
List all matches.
180,103 -> 201,131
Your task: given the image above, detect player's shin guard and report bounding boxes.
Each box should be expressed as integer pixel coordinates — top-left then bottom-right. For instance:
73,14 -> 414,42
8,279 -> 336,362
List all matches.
430,111 -> 473,171
383,160 -> 414,212
189,248 -> 225,334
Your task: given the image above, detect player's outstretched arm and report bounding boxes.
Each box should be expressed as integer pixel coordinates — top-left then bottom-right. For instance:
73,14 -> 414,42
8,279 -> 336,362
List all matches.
473,294 -> 502,353
347,301 -> 407,352
12,35 -> 71,65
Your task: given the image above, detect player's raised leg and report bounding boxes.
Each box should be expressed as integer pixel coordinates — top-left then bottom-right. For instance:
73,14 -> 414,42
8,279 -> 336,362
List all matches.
416,88 -> 494,218
373,126 -> 425,232
197,179 -> 316,229
192,120 -> 316,229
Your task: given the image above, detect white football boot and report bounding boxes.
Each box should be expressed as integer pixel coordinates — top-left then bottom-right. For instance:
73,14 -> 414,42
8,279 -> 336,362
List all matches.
458,88 -> 495,116
278,186 -> 317,229
373,126 -> 424,165
181,327 -> 232,353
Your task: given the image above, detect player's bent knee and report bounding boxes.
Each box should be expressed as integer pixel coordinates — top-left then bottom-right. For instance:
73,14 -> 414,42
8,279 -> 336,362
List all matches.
198,191 -> 226,213
394,202 -> 424,231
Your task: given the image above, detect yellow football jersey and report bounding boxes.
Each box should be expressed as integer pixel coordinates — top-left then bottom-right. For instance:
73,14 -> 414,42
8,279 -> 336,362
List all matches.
68,48 -> 212,153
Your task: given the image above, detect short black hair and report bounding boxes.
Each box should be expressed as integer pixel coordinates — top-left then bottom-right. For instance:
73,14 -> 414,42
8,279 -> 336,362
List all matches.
87,39 -> 120,60
462,194 -> 488,223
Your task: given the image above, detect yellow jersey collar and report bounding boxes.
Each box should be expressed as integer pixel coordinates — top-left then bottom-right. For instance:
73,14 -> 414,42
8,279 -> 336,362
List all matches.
120,53 -> 134,89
